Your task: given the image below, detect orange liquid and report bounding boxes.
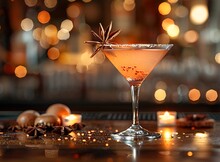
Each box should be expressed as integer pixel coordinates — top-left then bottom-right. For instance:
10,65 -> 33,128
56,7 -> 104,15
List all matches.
103,49 -> 168,86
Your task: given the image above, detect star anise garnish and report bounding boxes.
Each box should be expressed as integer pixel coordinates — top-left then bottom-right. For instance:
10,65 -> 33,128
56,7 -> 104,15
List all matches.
85,22 -> 120,58
25,126 -> 46,138
35,124 -> 54,132
52,126 -> 73,136
70,123 -> 85,131
7,124 -> 22,132
52,123 -> 85,136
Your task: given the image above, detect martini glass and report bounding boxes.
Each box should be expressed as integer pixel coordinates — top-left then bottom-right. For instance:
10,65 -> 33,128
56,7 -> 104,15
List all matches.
102,44 -> 173,141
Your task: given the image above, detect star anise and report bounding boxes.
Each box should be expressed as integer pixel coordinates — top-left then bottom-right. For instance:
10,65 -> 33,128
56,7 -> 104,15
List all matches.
7,125 -> 22,132
25,126 -> 46,138
70,123 -> 85,131
85,22 -> 121,58
36,124 -> 54,132
52,126 -> 73,136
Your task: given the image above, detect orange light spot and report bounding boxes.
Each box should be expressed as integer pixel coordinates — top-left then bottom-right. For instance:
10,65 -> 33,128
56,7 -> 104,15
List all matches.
158,2 -> 171,15
184,30 -> 199,43
154,89 -> 166,102
38,10 -> 50,24
47,47 -> 60,60
187,151 -> 193,157
162,18 -> 174,31
206,89 -> 218,102
188,88 -> 200,102
14,65 -> 27,78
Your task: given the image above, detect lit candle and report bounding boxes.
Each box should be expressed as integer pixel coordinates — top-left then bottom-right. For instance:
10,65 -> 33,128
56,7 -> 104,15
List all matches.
62,114 -> 82,126
157,111 -> 176,127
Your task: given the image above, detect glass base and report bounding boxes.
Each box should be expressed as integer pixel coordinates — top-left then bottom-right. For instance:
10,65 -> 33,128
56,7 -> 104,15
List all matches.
111,124 -> 161,141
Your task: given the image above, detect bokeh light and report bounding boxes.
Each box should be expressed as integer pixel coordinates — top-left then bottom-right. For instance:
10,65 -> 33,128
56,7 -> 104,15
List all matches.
167,24 -> 180,38
46,35 -> 59,45
24,0 -> 38,7
154,89 -> 166,102
80,51 -> 93,66
184,30 -> 199,43
190,4 -> 209,25
44,0 -> 57,9
39,33 -> 50,49
168,0 -> 178,4
61,19 -> 74,31
187,151 -> 193,157
44,25 -> 58,38
188,88 -> 201,102
47,47 -> 60,60
162,18 -> 174,31
206,89 -> 218,102
214,53 -> 220,64
67,4 -> 81,19
175,5 -> 188,18
158,2 -> 171,16
21,18 -> 34,31
43,25 -> 59,45
123,0 -> 136,11
15,65 -> 27,78
38,10 -> 50,24
57,29 -> 70,40
33,27 -> 42,41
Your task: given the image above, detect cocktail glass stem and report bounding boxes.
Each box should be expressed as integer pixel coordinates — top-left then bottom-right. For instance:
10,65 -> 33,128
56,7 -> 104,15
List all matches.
111,83 -> 161,141
131,85 -> 140,125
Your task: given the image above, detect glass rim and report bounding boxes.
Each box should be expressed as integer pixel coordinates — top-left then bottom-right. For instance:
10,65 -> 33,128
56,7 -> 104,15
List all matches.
102,44 -> 173,50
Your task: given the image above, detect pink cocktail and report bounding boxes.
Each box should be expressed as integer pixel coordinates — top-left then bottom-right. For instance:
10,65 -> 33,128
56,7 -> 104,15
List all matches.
102,44 -> 173,140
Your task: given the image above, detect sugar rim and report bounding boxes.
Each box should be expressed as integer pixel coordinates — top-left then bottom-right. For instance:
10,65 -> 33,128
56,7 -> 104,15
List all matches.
102,44 -> 173,50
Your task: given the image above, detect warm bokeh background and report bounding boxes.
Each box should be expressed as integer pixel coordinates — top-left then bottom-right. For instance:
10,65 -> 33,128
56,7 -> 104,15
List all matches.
0,0 -> 220,110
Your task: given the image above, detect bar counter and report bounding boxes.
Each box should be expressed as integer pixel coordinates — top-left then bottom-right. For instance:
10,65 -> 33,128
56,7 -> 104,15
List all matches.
0,112 -> 220,162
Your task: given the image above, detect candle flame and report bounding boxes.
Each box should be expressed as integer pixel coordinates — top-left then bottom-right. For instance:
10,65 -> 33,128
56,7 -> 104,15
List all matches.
164,111 -> 170,116
66,114 -> 77,120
